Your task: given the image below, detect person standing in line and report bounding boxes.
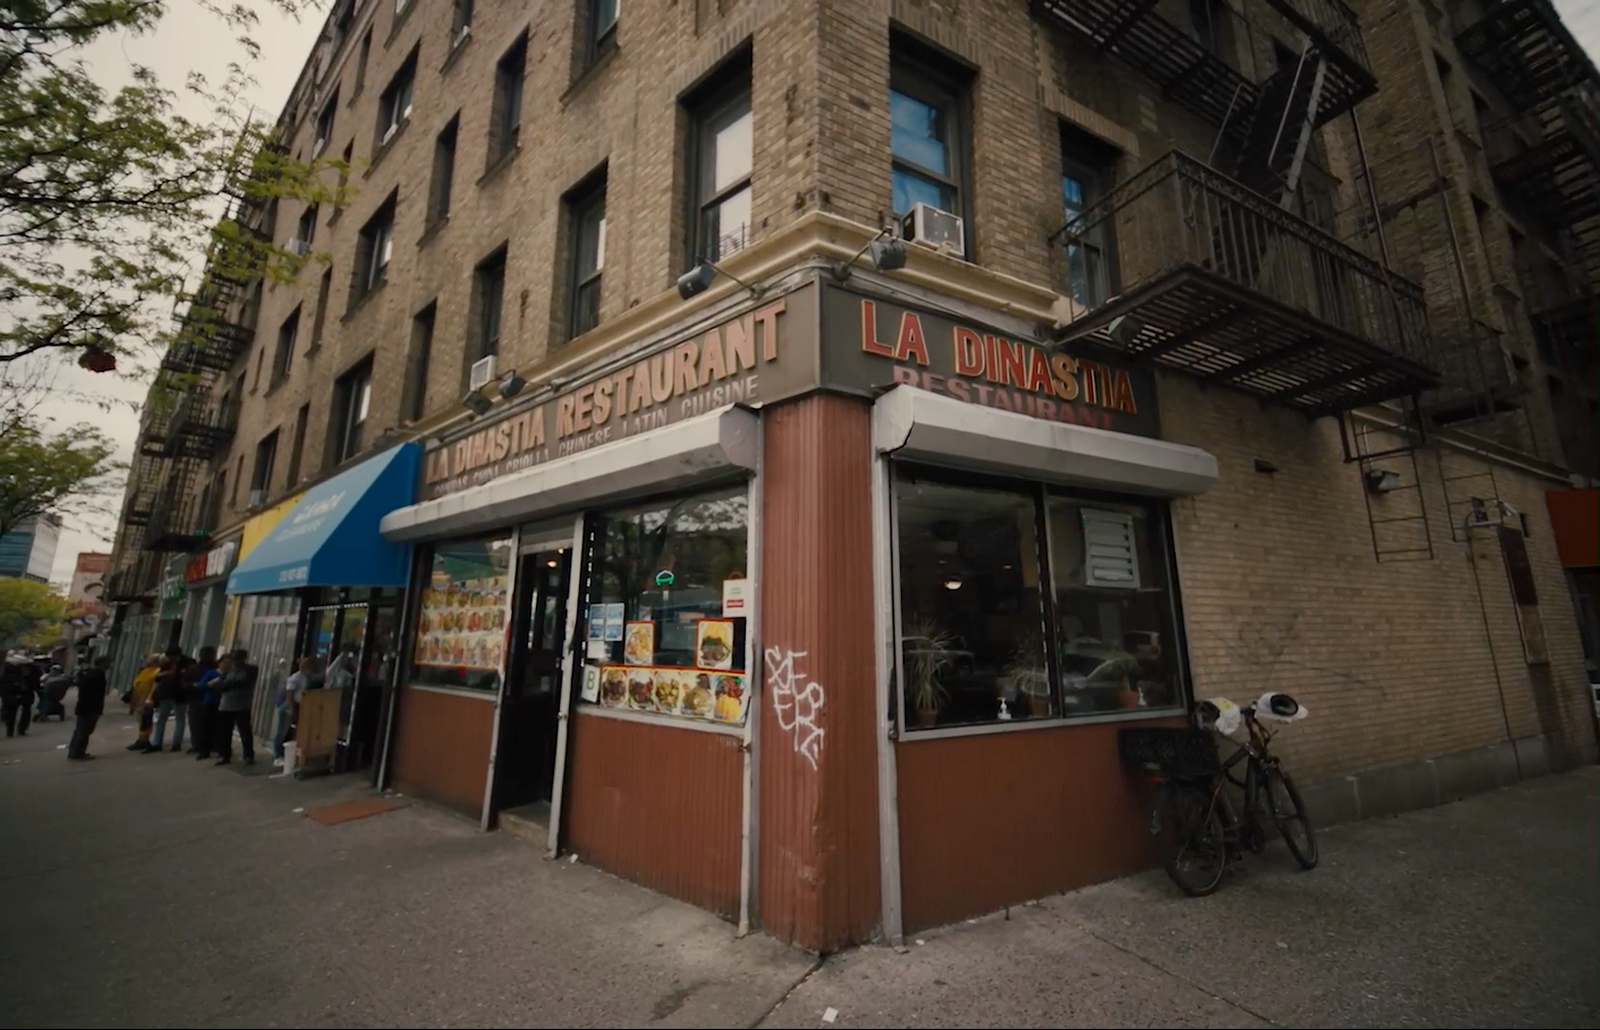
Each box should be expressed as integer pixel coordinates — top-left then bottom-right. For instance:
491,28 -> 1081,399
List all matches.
1,652 -> 35,737
273,657 -> 313,768
125,655 -> 161,752
67,656 -> 109,760
188,647 -> 220,756
37,663 -> 70,720
214,648 -> 258,766
147,647 -> 194,754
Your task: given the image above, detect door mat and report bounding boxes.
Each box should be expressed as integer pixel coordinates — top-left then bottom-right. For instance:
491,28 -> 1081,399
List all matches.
303,796 -> 408,826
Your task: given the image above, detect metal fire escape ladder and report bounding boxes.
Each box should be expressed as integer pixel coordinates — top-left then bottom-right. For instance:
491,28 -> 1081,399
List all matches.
1234,40 -> 1330,207
1342,415 -> 1435,563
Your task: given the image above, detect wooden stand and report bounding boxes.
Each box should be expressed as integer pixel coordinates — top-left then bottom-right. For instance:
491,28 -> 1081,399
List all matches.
294,688 -> 346,775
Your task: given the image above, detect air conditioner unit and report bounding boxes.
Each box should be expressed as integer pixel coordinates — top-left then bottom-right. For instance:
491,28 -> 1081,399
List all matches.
247,488 -> 266,509
469,354 -> 497,392
381,122 -> 398,146
453,23 -> 472,47
286,238 -> 310,257
901,202 -> 965,256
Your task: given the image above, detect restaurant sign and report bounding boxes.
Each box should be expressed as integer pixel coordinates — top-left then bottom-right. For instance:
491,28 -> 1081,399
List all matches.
820,286 -> 1158,438
421,286 -> 818,500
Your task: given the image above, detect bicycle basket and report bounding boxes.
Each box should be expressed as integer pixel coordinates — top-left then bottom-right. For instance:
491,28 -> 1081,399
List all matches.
1117,726 -> 1220,779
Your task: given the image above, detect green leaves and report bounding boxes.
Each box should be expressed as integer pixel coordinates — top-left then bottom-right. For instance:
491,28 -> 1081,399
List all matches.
0,575 -> 67,650
0,415 -> 119,539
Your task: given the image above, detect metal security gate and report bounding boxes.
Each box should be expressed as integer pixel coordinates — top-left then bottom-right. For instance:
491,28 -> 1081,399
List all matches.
245,611 -> 297,746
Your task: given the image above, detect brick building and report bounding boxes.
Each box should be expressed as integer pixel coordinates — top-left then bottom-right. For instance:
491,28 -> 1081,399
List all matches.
103,0 -> 1595,950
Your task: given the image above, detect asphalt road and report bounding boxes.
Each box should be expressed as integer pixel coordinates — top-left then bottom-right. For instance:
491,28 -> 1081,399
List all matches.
1,706 -> 1594,1029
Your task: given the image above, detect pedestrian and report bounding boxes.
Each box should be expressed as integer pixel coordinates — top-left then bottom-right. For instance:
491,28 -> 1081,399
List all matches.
1,651 -> 35,737
147,647 -> 194,754
125,655 -> 161,752
67,655 -> 109,761
188,647 -> 220,757
37,664 -> 70,721
214,648 -> 258,766
274,657 -> 313,768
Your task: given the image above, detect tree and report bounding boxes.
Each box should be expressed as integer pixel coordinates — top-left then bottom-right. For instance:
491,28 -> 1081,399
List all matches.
0,576 -> 66,650
0,413 -> 118,539
0,0 -> 340,376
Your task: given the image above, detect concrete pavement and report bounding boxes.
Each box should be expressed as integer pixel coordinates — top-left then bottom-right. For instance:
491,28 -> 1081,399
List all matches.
1,704 -> 1594,1029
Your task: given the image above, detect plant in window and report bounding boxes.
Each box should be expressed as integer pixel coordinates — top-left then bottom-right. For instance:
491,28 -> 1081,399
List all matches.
1085,647 -> 1143,709
999,626 -> 1051,717
902,614 -> 954,727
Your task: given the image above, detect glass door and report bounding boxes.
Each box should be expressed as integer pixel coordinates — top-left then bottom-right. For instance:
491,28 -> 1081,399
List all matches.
494,548 -> 572,818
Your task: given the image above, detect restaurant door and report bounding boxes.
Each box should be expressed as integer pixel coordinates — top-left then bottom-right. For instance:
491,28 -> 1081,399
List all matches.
494,547 -> 572,820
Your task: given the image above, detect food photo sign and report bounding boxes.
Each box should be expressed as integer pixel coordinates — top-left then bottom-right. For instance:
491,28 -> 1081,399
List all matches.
588,614 -> 748,726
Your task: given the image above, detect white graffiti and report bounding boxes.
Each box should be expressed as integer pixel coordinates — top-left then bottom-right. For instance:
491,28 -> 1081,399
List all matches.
765,647 -> 825,771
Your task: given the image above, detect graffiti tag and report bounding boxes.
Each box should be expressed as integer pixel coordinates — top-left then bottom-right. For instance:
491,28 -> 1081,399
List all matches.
764,647 -> 825,771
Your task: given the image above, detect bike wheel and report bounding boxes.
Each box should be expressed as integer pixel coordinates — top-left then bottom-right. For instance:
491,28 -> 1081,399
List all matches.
1156,782 -> 1227,896
1264,767 -> 1318,869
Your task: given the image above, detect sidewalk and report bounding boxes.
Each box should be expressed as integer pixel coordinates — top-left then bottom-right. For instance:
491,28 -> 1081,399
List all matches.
1,706 -> 1594,1028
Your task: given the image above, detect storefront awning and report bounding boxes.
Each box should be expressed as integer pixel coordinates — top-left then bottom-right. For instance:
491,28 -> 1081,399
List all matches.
227,444 -> 421,595
873,386 -> 1219,496
380,406 -> 759,543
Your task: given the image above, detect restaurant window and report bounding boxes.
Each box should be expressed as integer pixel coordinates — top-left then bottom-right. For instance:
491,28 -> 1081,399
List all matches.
890,44 -> 968,233
685,57 -> 752,265
894,467 -> 1184,730
410,534 -> 514,691
577,485 -> 750,725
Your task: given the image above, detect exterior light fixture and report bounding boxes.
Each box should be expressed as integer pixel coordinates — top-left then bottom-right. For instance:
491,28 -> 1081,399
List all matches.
461,388 -> 493,416
1363,468 -> 1402,494
498,371 -> 527,400
1107,314 -> 1143,347
675,261 -> 766,301
942,577 -> 963,591
830,227 -> 908,281
1253,458 -> 1279,474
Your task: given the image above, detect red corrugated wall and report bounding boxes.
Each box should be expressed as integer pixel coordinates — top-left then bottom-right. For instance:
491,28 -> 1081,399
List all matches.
389,687 -> 495,814
1546,488 -> 1598,569
758,393 -> 881,951
564,712 -> 744,918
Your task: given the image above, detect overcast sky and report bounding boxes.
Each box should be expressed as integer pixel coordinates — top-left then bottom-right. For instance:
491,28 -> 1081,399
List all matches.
36,0 -> 1600,584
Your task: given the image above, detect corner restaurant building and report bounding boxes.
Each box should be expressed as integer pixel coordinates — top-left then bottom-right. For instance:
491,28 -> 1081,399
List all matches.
372,272 -> 1593,951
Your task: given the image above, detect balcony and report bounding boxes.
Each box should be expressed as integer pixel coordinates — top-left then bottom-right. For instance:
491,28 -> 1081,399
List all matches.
1456,0 -> 1596,110
143,464 -> 212,553
161,394 -> 237,461
1483,92 -> 1600,226
1420,320 -> 1522,424
1052,151 -> 1438,416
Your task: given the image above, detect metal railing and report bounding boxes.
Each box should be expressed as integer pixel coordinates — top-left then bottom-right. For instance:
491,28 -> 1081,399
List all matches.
1265,0 -> 1371,75
1483,91 -> 1600,170
1058,150 -> 1431,366
1427,319 -> 1515,408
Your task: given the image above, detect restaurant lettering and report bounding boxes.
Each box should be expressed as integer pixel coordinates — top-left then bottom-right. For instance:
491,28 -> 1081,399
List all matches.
423,297 -> 799,499
823,288 -> 1159,439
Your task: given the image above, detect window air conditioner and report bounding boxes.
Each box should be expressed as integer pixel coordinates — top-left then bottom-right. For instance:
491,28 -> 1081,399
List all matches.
469,354 -> 497,391
247,488 -> 266,508
381,122 -> 398,146
287,238 -> 310,257
901,202 -> 965,256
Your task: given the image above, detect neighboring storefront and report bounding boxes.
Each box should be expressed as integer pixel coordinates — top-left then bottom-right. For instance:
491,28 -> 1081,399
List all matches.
154,556 -> 187,654
178,538 -> 238,657
227,444 -> 420,773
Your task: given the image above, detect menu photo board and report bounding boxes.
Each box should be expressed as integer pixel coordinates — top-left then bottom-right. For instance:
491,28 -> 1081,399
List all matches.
590,615 -> 748,725
414,574 -> 509,670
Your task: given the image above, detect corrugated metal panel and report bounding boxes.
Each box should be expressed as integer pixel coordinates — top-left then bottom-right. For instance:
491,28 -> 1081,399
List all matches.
390,686 -> 495,814
564,712 -> 743,918
896,716 -> 1180,932
758,394 -> 881,951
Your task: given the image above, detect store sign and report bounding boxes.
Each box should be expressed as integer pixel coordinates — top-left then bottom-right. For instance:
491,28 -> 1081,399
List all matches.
183,540 -> 238,585
422,286 -> 820,500
820,286 -> 1159,438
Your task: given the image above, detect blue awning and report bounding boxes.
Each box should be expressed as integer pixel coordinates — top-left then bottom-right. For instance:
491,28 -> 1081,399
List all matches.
228,444 -> 421,595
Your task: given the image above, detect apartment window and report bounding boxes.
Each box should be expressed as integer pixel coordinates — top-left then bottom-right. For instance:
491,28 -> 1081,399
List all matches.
333,0 -> 354,45
566,173 -> 607,339
232,456 -> 244,507
891,54 -> 967,226
490,34 -> 528,166
330,357 -> 374,466
272,306 -> 300,386
450,0 -> 474,46
264,197 -> 280,242
314,90 -> 338,155
336,141 -> 354,208
405,303 -> 436,421
1189,0 -> 1226,56
1060,124 -> 1119,309
217,468 -> 229,515
686,66 -> 752,264
287,403 -> 310,487
395,0 -> 413,18
294,204 -> 318,252
378,49 -> 417,146
354,193 -> 397,300
244,279 -> 264,330
311,267 -> 332,350
354,29 -> 372,92
584,0 -> 619,63
428,116 -> 459,227
251,430 -> 280,501
470,246 -> 508,362
251,344 -> 265,391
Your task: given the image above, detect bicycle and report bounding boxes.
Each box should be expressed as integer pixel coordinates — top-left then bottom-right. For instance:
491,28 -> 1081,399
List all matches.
1118,693 -> 1318,896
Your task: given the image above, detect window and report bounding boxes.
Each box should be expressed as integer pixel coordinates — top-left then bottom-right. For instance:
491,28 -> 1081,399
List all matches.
311,267 -> 332,351
566,172 -> 606,339
584,0 -> 619,63
354,29 -> 372,92
428,116 -> 459,227
1060,124 -> 1119,308
890,52 -> 967,225
409,535 -> 514,691
287,403 -> 310,487
450,0 -> 474,46
377,49 -> 417,146
330,357 -> 374,466
217,468 -> 229,516
405,303 -> 435,421
686,67 -> 752,264
232,455 -> 244,507
251,344 -> 265,392
894,468 -> 1183,730
335,141 -> 354,210
1189,0 -> 1226,56
294,204 -> 318,251
577,485 -> 751,725
272,306 -> 300,385
244,279 -> 264,330
395,0 -> 412,18
314,90 -> 338,155
490,34 -> 528,166
354,193 -> 396,300
251,430 -> 280,499
470,245 -> 507,362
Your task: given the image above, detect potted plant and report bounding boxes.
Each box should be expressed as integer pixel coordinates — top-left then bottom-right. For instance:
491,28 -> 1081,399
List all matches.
1000,627 -> 1052,717
1087,648 -> 1144,709
902,615 -> 954,727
